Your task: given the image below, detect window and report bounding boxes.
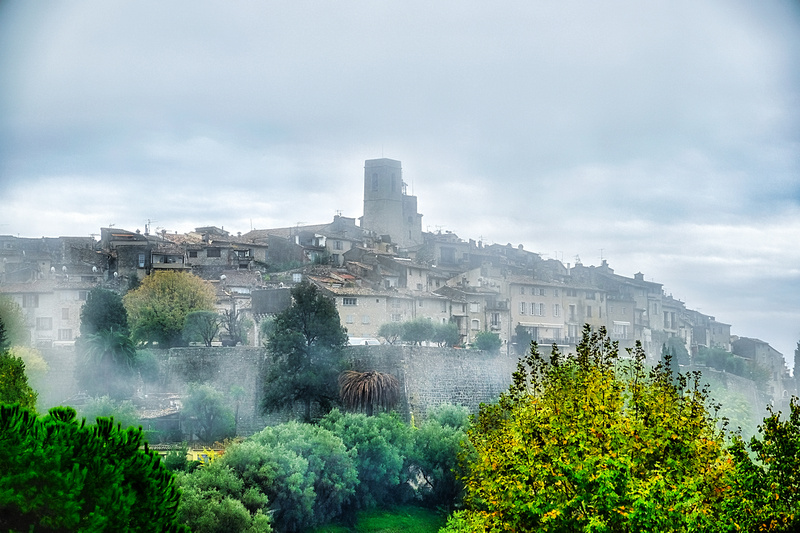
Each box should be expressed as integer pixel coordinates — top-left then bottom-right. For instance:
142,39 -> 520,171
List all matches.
519,302 -> 526,315
530,303 -> 537,315
58,329 -> 72,341
62,308 -> 69,320
491,313 -> 500,326
23,294 -> 39,308
188,250 -> 198,258
36,317 -> 52,330
539,288 -> 546,296
343,297 -> 357,306
334,240 -> 343,250
206,248 -> 221,258
441,301 -> 447,313
569,304 -> 577,321
586,306 -> 592,318
553,304 -> 561,317
361,316 -> 370,325
416,283 -> 423,290
539,303 -> 546,316
78,290 -> 88,301
471,319 -> 480,330
470,302 -> 479,313
345,314 -> 355,324
138,253 -> 146,268
586,291 -> 596,300
553,288 -> 559,297
392,314 -> 402,322
520,287 -> 525,295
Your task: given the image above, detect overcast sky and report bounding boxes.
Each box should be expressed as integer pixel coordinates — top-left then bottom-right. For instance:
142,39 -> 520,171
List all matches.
1,1 -> 798,362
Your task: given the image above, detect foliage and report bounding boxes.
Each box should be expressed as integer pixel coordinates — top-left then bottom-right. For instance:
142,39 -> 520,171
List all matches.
321,409 -> 415,509
433,321 -> 461,348
378,322 -> 404,345
472,331 -> 501,352
662,336 -> 690,367
697,345 -> 770,388
220,307 -> 251,346
0,352 -> 38,411
513,323 -> 533,356
7,345 -> 48,384
446,326 -> 732,532
795,342 -> 800,390
136,348 -> 162,386
0,295 -> 27,348
76,395 -> 140,429
258,315 -> 276,347
262,281 -> 349,422
0,404 -> 185,532
312,505 -> 448,533
411,403 -> 472,509
183,310 -> 222,346
339,370 -> 401,416
175,461 -> 272,533
124,271 -> 217,348
75,328 -> 138,399
402,318 -> 435,346
80,286 -> 129,336
221,421 -> 358,532
182,383 -> 235,443
723,398 -> 800,531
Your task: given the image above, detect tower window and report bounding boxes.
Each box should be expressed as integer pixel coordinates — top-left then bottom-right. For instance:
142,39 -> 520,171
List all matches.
372,173 -> 378,191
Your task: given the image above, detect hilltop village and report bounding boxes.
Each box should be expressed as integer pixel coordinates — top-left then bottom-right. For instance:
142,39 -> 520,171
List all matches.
0,158 -> 792,409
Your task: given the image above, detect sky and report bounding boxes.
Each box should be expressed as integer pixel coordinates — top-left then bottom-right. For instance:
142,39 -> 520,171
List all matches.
1,1 -> 798,363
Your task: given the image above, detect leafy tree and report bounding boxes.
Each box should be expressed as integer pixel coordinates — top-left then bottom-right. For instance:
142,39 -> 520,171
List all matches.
402,318 -> 435,345
79,286 -> 129,336
183,310 -> 221,346
0,295 -> 26,348
444,326 -> 732,532
378,322 -> 404,345
262,281 -> 348,422
433,321 -> 461,347
472,331 -> 501,352
124,271 -> 217,348
75,329 -> 138,399
662,336 -> 690,367
0,352 -> 38,411
175,462 -> 272,533
220,307 -> 251,346
7,345 -> 48,385
411,403 -> 472,509
76,395 -> 140,429
221,421 -> 358,531
339,370 -> 401,416
513,323 -> 533,356
724,398 -> 800,531
0,404 -> 186,532
320,409 -> 414,510
182,383 -> 235,443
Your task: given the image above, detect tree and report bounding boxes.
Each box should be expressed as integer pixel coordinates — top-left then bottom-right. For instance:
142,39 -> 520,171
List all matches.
402,318 -> 435,345
182,383 -> 235,443
378,321 -> 404,345
75,329 -> 138,399
0,353 -> 38,411
444,326 -> 732,532
0,404 -> 186,532
261,281 -> 348,422
473,331 -> 501,352
124,271 -> 217,348
433,321 -> 461,347
338,370 -> 400,416
183,310 -> 222,347
79,286 -> 129,336
0,295 -> 26,349
220,306 -> 251,346
76,395 -> 140,429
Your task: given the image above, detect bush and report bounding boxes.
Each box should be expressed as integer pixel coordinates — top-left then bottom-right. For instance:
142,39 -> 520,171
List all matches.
320,409 -> 414,509
472,331 -> 501,352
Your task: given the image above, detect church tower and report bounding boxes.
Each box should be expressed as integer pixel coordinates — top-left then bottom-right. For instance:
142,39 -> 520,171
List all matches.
361,158 -> 422,249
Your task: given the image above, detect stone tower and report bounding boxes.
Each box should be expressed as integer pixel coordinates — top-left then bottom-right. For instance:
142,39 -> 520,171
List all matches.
361,158 -> 423,249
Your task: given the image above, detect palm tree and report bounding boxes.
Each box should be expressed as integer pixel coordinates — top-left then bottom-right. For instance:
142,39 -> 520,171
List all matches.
338,370 -> 400,416
76,329 -> 137,399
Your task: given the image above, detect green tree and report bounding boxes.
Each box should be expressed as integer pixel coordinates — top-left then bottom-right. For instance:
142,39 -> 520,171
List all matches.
0,404 -> 186,532
0,295 -> 26,348
444,326 -> 732,532
182,383 -> 235,443
124,271 -> 217,348
434,321 -> 461,347
378,321 -> 404,345
320,409 -> 414,510
7,345 -> 48,387
473,331 -> 501,352
76,395 -> 140,429
261,281 -> 348,422
0,353 -> 38,411
175,462 -> 272,533
80,286 -> 129,336
411,403 -> 472,509
402,318 -> 435,345
513,323 -> 533,356
75,329 -> 138,399
183,310 -> 221,347
338,370 -> 400,416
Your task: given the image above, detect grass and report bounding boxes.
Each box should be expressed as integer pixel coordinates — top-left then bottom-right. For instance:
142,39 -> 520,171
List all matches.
313,505 -> 448,533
